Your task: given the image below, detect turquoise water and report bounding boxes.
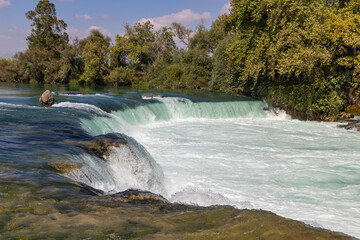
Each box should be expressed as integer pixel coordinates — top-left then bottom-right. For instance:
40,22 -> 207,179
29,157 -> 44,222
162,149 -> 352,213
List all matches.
0,83 -> 359,237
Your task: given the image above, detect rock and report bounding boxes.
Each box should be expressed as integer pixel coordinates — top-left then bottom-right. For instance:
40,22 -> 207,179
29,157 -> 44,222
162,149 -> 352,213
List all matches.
81,133 -> 127,161
141,93 -> 164,99
48,160 -> 83,174
338,121 -> 360,131
345,122 -> 360,130
40,90 -> 54,106
106,189 -> 169,205
78,183 -> 105,196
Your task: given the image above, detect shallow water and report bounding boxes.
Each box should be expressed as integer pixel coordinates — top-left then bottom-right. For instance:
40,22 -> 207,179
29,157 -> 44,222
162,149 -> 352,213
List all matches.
0,83 -> 359,238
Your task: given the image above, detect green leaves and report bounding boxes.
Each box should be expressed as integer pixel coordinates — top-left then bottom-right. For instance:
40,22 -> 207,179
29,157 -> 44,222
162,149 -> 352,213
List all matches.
26,0 -> 68,51
221,0 -> 360,119
79,30 -> 111,85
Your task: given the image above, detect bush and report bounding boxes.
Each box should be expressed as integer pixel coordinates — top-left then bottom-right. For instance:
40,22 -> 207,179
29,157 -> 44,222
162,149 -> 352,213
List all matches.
104,67 -> 134,86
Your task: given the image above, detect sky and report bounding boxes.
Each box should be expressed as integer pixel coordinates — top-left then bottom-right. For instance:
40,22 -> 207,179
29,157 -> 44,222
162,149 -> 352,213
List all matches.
0,0 -> 230,58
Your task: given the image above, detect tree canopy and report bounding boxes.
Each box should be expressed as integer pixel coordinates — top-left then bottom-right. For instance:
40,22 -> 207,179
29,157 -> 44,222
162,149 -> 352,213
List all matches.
1,0 -> 360,119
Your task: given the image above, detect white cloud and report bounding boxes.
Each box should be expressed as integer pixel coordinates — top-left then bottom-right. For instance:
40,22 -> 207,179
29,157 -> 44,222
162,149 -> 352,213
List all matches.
0,0 -> 11,9
0,34 -> 11,40
65,26 -> 113,41
0,34 -> 27,58
220,2 -> 231,15
88,26 -> 112,38
75,14 -> 91,20
139,9 -> 211,30
66,27 -> 80,34
8,26 -> 30,35
101,14 -> 112,19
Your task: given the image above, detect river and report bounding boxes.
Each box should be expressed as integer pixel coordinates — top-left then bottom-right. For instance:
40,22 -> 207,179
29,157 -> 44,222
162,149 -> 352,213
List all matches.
0,83 -> 359,238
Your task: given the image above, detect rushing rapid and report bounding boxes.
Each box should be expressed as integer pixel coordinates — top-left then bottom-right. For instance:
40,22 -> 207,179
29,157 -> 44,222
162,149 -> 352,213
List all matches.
1,84 -> 359,238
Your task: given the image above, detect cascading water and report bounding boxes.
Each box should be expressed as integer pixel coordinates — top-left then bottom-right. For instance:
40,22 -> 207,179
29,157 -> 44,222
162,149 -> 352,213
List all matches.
64,134 -> 166,195
53,96 -> 273,196
80,96 -> 272,136
71,95 -> 360,238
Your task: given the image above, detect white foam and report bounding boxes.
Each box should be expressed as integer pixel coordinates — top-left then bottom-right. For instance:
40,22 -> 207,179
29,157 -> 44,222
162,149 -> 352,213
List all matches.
75,97 -> 360,238
53,102 -> 109,116
129,118 -> 360,238
67,139 -> 166,196
0,102 -> 40,109
170,187 -> 253,209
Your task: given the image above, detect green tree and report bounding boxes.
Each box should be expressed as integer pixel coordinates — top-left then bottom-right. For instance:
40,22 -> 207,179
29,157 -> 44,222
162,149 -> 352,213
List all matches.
181,48 -> 212,89
0,59 -> 19,82
171,23 -> 193,47
79,30 -> 111,85
223,0 -> 360,119
111,21 -> 176,86
16,0 -> 73,83
114,21 -> 156,72
26,0 -> 68,51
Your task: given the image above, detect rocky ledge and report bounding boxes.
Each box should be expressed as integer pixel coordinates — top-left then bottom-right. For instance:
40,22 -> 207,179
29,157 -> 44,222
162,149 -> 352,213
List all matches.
68,183 -> 356,239
79,133 -> 128,161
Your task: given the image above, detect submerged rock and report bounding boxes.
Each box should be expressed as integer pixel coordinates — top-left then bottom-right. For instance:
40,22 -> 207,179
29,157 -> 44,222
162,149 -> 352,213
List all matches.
48,160 -> 83,174
81,133 -> 127,161
40,90 -> 54,106
78,183 -> 105,196
105,189 -> 169,205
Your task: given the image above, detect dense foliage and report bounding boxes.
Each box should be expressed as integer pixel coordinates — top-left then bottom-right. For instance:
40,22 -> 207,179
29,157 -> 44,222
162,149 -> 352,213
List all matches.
1,0 -> 360,119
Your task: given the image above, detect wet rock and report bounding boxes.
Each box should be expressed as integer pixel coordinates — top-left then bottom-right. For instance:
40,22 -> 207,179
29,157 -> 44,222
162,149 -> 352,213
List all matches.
141,93 -> 164,99
40,90 -> 54,106
338,121 -> 360,131
78,183 -> 105,196
81,133 -> 127,161
48,160 -> 83,174
106,189 -> 169,205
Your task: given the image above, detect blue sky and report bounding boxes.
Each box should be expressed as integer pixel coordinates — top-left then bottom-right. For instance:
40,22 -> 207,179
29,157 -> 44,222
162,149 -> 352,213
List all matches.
0,0 -> 230,58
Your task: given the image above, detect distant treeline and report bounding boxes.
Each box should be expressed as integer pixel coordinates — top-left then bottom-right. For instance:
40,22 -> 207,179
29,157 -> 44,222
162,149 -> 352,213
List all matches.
1,0 -> 360,119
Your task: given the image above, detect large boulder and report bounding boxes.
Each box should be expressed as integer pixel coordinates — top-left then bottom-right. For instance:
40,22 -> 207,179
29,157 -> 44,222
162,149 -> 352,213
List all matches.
40,90 -> 54,106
